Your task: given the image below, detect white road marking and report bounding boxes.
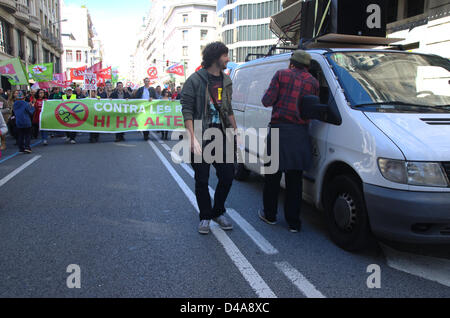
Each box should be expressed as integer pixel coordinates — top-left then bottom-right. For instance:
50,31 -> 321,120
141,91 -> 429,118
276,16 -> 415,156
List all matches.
0,156 -> 42,188
275,261 -> 326,298
148,139 -> 277,298
226,208 -> 279,255
165,143 -> 278,255
382,244 -> 450,288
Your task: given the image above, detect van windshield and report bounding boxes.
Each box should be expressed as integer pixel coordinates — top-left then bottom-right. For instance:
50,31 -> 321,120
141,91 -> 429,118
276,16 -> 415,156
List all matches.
328,52 -> 450,112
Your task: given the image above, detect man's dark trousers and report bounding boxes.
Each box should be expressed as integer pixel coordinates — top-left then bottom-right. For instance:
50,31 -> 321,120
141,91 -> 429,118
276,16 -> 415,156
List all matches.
191,137 -> 234,221
263,170 -> 303,229
17,127 -> 32,151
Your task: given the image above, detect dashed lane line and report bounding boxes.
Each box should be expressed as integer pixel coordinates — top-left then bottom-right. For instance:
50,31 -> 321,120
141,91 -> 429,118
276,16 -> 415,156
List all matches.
157,137 -> 279,256
382,244 -> 450,288
147,138 -> 277,298
152,135 -> 326,298
275,262 -> 326,298
0,156 -> 42,188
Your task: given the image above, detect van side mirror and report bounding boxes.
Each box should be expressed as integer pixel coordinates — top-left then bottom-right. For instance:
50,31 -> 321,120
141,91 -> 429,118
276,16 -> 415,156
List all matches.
300,95 -> 342,125
300,95 -> 329,121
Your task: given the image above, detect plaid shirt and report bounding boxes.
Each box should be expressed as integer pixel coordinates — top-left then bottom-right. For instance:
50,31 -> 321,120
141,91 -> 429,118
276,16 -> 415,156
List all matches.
262,67 -> 319,125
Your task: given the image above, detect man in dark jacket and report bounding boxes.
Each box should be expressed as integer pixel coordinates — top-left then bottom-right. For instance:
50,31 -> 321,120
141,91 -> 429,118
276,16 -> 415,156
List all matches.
134,78 -> 156,141
110,82 -> 131,142
259,50 -> 319,233
181,41 -> 238,235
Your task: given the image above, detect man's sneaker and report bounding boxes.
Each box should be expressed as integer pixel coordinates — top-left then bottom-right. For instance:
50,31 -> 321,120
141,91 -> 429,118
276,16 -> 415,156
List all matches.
213,215 -> 233,230
198,220 -> 211,235
70,139 -> 76,144
258,209 -> 277,225
24,149 -> 32,154
43,140 -> 48,146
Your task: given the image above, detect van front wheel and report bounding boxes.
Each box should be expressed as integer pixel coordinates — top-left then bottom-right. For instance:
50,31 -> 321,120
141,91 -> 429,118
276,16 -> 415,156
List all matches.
324,175 -> 374,252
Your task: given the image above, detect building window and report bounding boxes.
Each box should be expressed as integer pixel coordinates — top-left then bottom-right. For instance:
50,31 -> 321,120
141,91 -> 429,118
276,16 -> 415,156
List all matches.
200,30 -> 208,40
201,14 -> 208,23
17,31 -> 25,60
66,50 -> 73,62
182,30 -> 188,41
43,48 -> 50,63
76,50 -> 82,62
183,14 -> 188,23
0,19 -> 11,55
406,0 -> 424,18
27,38 -> 36,64
182,46 -> 188,56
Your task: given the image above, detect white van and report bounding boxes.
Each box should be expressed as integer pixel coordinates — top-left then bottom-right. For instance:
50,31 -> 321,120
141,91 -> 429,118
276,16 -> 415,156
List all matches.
231,49 -> 450,251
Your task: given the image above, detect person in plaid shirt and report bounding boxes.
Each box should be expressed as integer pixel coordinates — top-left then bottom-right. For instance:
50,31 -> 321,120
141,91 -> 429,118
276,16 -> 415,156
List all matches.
259,50 -> 319,233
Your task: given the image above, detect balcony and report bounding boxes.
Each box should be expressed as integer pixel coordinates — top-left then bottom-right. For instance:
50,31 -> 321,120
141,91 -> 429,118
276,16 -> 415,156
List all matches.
29,14 -> 41,33
13,2 -> 30,24
0,0 -> 16,12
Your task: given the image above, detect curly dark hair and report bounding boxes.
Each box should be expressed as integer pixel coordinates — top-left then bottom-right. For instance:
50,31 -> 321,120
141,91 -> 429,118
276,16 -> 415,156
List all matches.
201,42 -> 229,69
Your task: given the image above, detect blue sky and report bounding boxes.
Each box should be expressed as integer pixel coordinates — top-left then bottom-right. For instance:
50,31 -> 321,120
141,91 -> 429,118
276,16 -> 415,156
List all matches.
65,0 -> 152,77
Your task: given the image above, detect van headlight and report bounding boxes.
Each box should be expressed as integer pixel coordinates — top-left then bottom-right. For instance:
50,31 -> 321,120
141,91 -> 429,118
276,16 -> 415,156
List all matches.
378,159 -> 449,187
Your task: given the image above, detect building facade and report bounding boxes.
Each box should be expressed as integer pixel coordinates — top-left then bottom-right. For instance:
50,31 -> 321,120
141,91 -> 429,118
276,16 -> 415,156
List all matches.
60,2 -> 102,80
387,0 -> 450,58
131,0 -> 217,86
0,0 -> 63,89
217,0 -> 283,63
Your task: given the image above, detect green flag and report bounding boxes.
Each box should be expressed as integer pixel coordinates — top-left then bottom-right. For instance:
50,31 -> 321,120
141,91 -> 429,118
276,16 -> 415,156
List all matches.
28,63 -> 54,82
0,57 -> 29,85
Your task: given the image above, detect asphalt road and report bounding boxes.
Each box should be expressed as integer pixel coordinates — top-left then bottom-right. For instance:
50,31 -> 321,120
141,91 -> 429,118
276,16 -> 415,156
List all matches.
1,132 -> 449,298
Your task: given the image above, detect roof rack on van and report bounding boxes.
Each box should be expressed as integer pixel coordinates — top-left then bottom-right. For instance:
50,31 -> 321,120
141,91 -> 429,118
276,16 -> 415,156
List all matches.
244,45 -> 298,62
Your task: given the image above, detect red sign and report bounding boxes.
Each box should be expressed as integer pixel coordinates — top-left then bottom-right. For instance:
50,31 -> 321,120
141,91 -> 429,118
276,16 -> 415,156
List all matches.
97,67 -> 112,79
70,66 -> 87,80
55,102 -> 89,128
147,67 -> 158,80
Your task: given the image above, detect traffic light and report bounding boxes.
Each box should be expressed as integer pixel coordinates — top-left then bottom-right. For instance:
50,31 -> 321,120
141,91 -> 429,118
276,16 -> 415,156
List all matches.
166,60 -> 169,67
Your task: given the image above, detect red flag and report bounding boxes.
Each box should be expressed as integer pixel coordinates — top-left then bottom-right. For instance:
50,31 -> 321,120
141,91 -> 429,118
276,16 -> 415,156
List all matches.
97,67 -> 112,79
166,63 -> 185,77
70,66 -> 87,80
0,64 -> 15,75
87,61 -> 103,74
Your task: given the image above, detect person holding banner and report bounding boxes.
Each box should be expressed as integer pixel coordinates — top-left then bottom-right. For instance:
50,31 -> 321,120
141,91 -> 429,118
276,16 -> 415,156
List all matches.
110,82 -> 130,142
134,78 -> 157,141
181,41 -> 237,235
62,88 -> 77,144
75,86 -> 86,99
31,89 -> 49,146
159,89 -> 171,140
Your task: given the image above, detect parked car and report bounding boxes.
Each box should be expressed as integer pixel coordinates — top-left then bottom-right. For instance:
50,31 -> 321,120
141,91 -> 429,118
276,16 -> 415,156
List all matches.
231,49 -> 450,251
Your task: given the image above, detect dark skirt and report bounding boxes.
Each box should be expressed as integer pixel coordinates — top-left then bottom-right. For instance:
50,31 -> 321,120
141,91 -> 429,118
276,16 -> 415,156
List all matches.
266,123 -> 312,172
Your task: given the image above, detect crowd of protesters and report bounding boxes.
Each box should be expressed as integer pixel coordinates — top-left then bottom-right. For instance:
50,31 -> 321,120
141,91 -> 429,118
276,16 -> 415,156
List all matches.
0,80 -> 182,157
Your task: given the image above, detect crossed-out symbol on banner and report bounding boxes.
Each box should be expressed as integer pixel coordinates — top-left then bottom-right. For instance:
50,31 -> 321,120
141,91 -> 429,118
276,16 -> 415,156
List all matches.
55,102 -> 90,128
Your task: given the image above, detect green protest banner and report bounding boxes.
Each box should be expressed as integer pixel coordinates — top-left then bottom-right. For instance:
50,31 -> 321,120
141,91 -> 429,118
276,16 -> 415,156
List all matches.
0,57 -> 29,85
28,63 -> 54,82
40,99 -> 186,132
